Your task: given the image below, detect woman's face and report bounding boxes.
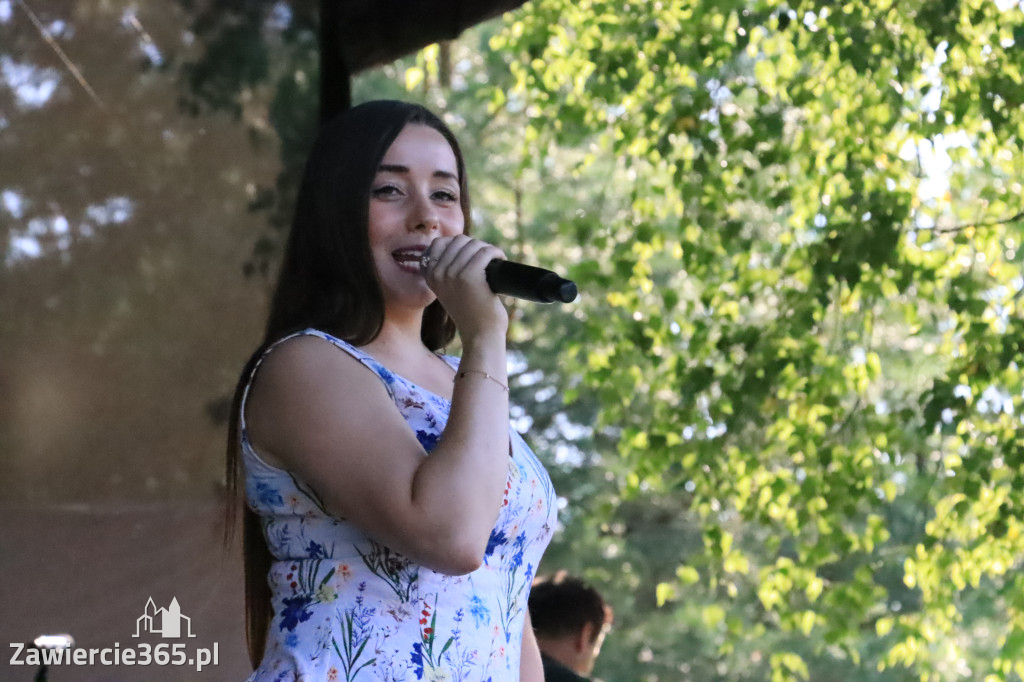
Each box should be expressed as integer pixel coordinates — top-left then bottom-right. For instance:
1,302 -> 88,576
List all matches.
368,123 -> 465,312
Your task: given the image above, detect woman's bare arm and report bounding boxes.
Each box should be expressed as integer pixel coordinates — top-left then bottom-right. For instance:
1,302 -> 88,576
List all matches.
245,331 -> 509,575
520,611 -> 544,682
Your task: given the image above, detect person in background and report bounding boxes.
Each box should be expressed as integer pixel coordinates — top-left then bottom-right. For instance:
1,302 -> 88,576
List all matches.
528,572 -> 613,681
227,99 -> 557,681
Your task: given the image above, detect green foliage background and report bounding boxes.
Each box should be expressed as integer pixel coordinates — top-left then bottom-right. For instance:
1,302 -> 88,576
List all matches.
479,1 -> 1024,680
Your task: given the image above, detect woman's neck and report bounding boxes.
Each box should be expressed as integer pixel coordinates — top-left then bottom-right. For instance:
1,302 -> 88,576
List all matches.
361,310 -> 430,359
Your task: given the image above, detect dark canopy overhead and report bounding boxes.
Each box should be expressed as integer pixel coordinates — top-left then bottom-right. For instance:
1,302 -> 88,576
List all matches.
186,0 -> 529,119
320,0 -> 528,116
328,0 -> 529,73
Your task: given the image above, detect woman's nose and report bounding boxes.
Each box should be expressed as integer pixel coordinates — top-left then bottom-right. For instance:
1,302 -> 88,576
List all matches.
410,193 -> 440,232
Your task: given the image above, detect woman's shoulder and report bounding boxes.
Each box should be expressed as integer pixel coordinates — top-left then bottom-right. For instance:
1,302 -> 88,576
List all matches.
254,330 -> 372,386
242,331 -> 397,465
245,332 -> 393,421
253,328 -> 380,370
266,327 -> 358,354
252,331 -> 329,374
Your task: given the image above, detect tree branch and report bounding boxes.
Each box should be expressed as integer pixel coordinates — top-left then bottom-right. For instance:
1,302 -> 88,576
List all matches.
16,0 -> 104,109
917,209 -> 1024,235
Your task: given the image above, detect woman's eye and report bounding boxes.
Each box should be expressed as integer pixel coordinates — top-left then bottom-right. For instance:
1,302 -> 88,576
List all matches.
371,185 -> 401,198
434,190 -> 458,202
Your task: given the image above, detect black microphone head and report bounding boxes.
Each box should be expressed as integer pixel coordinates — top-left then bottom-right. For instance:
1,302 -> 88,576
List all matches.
485,259 -> 578,303
534,273 -> 577,303
549,277 -> 577,303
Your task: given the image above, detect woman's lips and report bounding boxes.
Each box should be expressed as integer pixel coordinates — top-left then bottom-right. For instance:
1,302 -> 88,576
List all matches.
392,246 -> 427,274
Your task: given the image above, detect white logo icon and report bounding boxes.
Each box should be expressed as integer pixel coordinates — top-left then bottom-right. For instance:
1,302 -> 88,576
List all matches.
133,597 -> 196,638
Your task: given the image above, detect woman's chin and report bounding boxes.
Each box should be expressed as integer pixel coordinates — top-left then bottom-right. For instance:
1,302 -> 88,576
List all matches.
383,285 -> 437,311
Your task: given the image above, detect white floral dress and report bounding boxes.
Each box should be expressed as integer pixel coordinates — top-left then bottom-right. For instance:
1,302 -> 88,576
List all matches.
241,329 -> 556,682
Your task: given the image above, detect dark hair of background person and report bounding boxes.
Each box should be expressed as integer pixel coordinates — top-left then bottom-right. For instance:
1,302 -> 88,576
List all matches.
529,573 -> 613,641
222,100 -> 473,668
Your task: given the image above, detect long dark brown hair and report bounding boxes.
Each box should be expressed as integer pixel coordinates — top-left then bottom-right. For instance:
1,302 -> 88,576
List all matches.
225,100 -> 472,668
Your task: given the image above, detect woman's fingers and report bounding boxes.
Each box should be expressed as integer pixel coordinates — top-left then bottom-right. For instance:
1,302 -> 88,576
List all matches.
457,243 -> 505,280
420,235 -> 461,276
424,234 -> 467,277
426,236 -> 504,281
445,240 -> 505,279
421,236 -> 509,338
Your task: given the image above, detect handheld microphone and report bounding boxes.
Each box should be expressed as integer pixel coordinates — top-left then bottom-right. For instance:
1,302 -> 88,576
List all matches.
484,260 -> 577,304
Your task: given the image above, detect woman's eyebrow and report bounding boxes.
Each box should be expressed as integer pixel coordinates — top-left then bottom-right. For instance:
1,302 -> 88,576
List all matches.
377,163 -> 458,181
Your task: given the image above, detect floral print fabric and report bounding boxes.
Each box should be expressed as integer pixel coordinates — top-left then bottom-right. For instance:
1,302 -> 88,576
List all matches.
241,329 -> 556,682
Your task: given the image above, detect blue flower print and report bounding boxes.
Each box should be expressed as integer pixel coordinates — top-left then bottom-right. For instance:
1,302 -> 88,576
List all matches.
267,522 -> 292,551
416,430 -> 440,452
485,529 -> 507,557
280,595 -> 314,631
468,595 -> 490,628
378,366 -> 397,386
510,532 -> 527,570
255,481 -> 284,507
411,642 -> 425,679
306,540 -> 328,559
